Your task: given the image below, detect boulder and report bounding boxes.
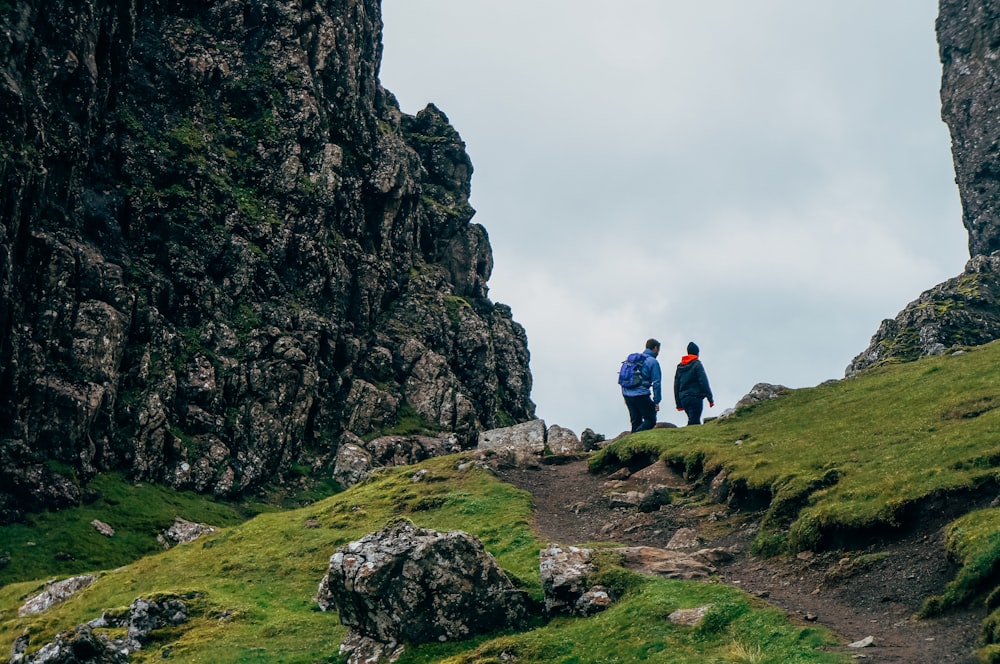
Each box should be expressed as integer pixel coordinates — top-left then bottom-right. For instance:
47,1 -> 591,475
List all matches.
607,491 -> 645,508
19,575 -> 97,617
477,419 -> 546,466
666,528 -> 702,551
668,605 -> 712,627
708,469 -> 730,504
90,520 -> 115,537
319,521 -> 529,662
546,424 -> 582,455
161,517 -> 215,546
539,545 -> 607,616
580,428 -> 605,451
333,439 -> 377,489
728,383 -> 790,414
628,462 -> 686,490
575,585 -> 614,616
125,596 -> 189,650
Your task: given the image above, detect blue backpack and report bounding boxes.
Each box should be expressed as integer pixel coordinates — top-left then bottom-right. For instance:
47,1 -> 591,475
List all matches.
617,352 -> 646,388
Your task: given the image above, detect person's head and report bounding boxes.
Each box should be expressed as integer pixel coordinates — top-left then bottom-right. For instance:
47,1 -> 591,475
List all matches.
687,341 -> 700,356
646,338 -> 660,356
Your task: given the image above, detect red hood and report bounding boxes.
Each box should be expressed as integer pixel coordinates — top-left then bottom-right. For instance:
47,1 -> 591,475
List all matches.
680,354 -> 698,365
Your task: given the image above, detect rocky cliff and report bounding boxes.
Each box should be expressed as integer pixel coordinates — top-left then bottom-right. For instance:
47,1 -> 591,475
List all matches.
848,0 -> 1000,374
0,0 -> 534,521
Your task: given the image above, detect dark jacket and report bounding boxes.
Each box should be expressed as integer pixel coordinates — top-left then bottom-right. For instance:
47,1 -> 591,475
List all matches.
674,355 -> 713,407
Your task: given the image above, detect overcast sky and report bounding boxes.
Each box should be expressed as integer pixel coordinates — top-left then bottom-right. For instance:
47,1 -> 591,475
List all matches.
379,1 -> 968,439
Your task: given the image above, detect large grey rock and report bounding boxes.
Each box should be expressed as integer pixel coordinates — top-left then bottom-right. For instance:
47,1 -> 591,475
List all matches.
546,424 -> 582,455
729,383 -> 790,413
161,517 -> 215,546
580,428 -> 606,451
539,545 -> 608,616
333,439 -> 376,489
19,575 -> 97,617
125,596 -> 188,650
319,521 -> 529,663
477,419 -> 546,466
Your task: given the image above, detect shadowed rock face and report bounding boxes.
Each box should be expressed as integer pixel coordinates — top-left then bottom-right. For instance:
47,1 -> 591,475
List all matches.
848,1 -> 1000,374
0,0 -> 534,520
938,0 -> 1000,258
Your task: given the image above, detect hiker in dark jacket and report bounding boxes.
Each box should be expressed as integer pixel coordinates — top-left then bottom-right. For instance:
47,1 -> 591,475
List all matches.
674,341 -> 714,425
622,338 -> 662,432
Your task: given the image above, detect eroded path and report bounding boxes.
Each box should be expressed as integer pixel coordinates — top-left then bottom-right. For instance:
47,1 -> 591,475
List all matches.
498,458 -> 982,664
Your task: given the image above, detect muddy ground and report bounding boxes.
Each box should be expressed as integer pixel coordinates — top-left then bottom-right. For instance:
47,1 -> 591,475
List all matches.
498,458 -> 984,663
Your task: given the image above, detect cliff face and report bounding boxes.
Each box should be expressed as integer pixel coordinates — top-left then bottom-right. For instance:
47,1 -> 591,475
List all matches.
0,0 -> 534,521
938,0 -> 1000,258
847,0 -> 1000,374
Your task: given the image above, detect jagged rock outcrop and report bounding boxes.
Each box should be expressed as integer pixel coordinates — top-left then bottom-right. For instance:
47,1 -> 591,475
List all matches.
331,430 -> 460,488
9,624 -> 127,664
848,0 -> 1000,374
539,545 -> 614,616
0,0 -> 534,521
18,575 -> 97,617
846,253 -> 1000,375
10,594 -> 190,663
158,516 -> 215,548
317,521 -> 530,663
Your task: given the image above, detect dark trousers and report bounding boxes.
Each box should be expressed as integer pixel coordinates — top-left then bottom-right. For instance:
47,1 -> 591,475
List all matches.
681,397 -> 704,425
624,394 -> 657,432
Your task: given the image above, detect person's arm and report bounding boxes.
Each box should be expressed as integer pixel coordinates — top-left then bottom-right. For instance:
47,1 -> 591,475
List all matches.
650,359 -> 662,404
698,363 -> 714,406
673,367 -> 682,410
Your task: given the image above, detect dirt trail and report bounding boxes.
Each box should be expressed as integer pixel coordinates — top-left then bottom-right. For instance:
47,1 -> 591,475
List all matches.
498,459 -> 983,664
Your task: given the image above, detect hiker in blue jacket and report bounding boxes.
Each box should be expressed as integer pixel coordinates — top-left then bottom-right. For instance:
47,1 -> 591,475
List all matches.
674,341 -> 714,425
622,338 -> 662,432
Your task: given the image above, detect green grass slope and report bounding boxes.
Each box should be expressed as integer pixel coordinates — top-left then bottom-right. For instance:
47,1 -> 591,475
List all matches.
0,456 -> 843,663
594,340 -> 1000,554
594,339 -> 1000,661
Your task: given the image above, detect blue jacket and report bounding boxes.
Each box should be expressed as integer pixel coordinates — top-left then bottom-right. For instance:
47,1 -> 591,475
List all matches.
621,349 -> 661,404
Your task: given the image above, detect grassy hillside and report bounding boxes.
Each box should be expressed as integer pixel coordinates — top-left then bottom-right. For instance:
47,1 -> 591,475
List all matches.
9,341 -> 1000,662
593,339 -> 1000,661
0,456 -> 842,663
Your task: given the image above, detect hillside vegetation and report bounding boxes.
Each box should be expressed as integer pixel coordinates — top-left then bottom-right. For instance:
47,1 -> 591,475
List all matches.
8,342 -> 1000,661
0,459 -> 841,663
594,339 -> 1000,660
